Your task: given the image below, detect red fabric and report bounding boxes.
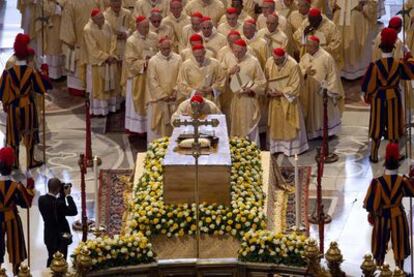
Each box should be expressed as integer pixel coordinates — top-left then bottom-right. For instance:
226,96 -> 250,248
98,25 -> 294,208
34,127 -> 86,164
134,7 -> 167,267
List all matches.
273,47 -> 285,56
151,7 -> 161,13
0,147 -> 15,167
389,16 -> 402,28
404,52 -> 413,61
244,18 -> 256,25
381,27 -> 398,47
27,47 -> 35,56
14,41 -> 29,59
26,178 -> 35,190
91,8 -> 101,17
159,36 -> 169,44
226,7 -> 237,14
308,7 -> 321,17
191,11 -> 203,18
227,30 -> 241,37
136,15 -> 146,23
305,0 -> 311,3
15,33 -> 30,45
191,94 -> 204,103
201,16 -> 212,22
308,35 -> 320,43
190,33 -> 203,42
263,0 -> 274,3
385,143 -> 400,161
234,38 -> 246,47
192,44 -> 204,51
68,87 -> 86,97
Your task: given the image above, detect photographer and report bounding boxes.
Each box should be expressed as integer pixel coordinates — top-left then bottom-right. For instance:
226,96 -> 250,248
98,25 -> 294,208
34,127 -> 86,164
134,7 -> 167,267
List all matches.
38,178 -> 78,267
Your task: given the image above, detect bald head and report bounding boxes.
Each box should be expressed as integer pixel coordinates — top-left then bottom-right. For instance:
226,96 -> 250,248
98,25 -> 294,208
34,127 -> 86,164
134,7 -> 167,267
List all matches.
201,20 -> 213,37
266,13 -> 279,33
243,22 -> 256,39
137,19 -> 149,36
159,38 -> 172,56
150,11 -> 163,28
110,0 -> 122,13
262,1 -> 275,16
305,38 -> 319,55
170,1 -> 183,18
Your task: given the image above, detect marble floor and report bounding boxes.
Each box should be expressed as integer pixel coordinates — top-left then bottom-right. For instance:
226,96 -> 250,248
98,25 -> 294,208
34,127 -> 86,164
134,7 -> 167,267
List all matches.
0,0 -> 411,276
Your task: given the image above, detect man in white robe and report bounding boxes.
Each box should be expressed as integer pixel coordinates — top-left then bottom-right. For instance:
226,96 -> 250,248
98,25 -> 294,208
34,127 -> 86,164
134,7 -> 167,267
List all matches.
265,47 -> 308,156
299,35 -> 344,139
123,16 -> 158,133
84,8 -> 120,116
146,38 -> 182,143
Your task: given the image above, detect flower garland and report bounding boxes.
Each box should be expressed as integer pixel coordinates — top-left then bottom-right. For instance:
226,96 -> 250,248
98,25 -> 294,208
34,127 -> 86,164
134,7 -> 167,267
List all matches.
72,232 -> 155,271
238,230 -> 308,266
125,137 -> 267,240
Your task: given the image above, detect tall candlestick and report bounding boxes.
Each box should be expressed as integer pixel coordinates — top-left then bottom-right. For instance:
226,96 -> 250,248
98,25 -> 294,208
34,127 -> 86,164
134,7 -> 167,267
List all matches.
93,156 -> 100,228
295,154 -> 301,229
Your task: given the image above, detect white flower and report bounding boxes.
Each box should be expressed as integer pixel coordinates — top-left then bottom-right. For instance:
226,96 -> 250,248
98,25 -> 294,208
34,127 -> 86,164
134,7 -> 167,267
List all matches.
148,251 -> 153,257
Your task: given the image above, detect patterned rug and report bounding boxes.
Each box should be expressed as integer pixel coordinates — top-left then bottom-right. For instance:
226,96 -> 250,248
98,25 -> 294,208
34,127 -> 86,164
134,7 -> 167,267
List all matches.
98,169 -> 133,236
266,154 -> 311,233
282,166 -> 312,232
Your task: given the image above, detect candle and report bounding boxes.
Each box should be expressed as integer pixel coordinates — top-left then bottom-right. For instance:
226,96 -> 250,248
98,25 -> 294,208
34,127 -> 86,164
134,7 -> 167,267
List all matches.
93,156 -> 100,228
294,154 -> 301,229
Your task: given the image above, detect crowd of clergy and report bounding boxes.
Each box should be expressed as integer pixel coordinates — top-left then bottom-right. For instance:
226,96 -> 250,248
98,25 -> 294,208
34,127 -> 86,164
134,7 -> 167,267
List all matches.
14,0 -> 414,157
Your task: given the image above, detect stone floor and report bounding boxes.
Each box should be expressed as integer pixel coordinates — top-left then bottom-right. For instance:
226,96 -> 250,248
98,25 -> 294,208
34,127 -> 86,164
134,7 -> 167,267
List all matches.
0,0 -> 411,275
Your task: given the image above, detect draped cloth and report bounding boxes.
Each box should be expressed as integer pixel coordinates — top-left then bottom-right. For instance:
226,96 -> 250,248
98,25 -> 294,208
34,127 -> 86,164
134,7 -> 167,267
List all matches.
84,20 -> 120,115
299,48 -> 344,139
332,0 -> 377,79
60,0 -> 105,90
122,31 -> 158,132
177,56 -> 225,104
265,56 -> 309,156
293,15 -> 343,69
146,52 -> 182,143
225,54 -> 266,145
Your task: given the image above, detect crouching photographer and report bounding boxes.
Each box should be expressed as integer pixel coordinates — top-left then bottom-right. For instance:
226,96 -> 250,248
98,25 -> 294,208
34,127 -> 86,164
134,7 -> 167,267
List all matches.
38,178 -> 78,267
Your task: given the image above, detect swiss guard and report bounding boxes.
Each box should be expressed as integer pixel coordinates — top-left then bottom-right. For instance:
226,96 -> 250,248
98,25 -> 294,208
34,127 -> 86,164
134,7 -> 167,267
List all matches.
361,27 -> 414,163
363,142 -> 414,269
0,147 -> 34,275
0,33 -> 50,169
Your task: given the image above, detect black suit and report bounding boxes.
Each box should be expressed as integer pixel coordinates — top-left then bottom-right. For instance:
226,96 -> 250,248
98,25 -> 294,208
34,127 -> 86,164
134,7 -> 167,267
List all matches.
38,194 -> 78,267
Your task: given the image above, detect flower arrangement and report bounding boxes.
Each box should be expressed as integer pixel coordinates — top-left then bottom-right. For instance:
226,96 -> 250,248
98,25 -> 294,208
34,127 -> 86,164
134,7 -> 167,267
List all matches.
72,232 -> 155,271
125,137 -> 267,239
238,230 -> 308,266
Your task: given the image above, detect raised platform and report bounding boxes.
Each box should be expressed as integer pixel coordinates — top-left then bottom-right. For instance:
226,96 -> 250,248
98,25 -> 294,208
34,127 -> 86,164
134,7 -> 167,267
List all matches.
86,258 -> 308,277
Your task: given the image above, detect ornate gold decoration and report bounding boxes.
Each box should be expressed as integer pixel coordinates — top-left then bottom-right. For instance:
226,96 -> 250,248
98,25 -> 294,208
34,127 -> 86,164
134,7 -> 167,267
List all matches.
393,267 -> 406,277
325,241 -> 345,277
360,254 -> 377,277
17,264 -> 31,277
305,239 -> 330,277
379,264 -> 392,277
50,251 -> 68,276
76,247 -> 92,275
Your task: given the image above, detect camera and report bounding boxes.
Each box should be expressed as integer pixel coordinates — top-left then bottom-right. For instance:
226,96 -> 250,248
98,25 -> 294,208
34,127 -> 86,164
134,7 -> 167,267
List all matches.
60,182 -> 72,195
63,183 -> 72,190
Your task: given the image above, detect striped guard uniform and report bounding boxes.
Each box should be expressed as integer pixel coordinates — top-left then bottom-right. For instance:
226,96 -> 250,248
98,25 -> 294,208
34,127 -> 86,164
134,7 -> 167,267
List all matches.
363,172 -> 414,263
0,64 -> 49,166
0,176 -> 34,266
361,55 -> 414,141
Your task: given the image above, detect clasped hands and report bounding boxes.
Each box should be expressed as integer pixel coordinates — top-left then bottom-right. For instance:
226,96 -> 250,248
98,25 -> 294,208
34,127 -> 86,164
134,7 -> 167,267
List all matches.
267,88 -> 283,97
